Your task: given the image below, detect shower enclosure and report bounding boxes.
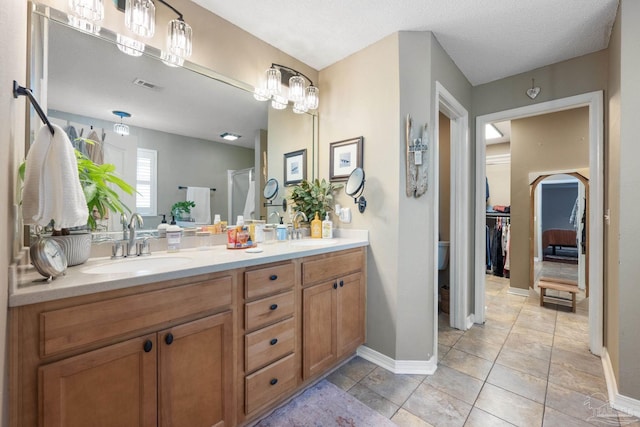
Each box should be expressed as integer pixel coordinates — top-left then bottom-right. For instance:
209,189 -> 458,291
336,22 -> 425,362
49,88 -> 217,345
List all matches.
227,167 -> 255,224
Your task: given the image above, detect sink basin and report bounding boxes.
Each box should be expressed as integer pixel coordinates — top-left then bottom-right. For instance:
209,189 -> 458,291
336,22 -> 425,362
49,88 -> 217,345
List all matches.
291,239 -> 338,247
83,256 -> 192,274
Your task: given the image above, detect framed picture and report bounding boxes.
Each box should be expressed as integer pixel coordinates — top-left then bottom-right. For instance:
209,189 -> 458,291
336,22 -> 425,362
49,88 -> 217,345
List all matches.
284,149 -> 307,186
330,136 -> 363,181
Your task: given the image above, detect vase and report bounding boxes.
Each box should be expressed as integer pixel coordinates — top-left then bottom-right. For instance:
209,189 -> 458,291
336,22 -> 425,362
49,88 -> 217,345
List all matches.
50,232 -> 92,266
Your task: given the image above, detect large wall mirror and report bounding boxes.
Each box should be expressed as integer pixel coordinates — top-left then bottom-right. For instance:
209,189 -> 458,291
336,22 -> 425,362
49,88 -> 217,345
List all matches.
27,3 -> 316,237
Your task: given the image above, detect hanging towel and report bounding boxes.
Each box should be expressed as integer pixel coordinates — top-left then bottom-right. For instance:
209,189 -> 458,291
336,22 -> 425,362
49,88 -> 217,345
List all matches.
243,181 -> 256,220
22,124 -> 89,230
186,187 -> 211,224
86,129 -> 103,165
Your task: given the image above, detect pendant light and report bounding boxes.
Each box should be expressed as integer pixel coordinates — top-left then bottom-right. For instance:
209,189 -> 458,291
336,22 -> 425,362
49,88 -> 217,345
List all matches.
113,110 -> 131,136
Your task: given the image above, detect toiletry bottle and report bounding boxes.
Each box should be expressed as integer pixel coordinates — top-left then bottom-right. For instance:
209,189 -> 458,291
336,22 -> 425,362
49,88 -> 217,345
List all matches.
166,217 -> 182,252
157,214 -> 169,237
276,218 -> 287,241
322,212 -> 333,239
311,212 -> 322,238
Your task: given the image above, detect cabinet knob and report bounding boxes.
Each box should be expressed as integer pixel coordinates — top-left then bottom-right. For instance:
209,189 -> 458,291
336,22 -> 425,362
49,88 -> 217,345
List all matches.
340,280 -> 344,287
143,340 -> 153,353
269,274 -> 278,280
270,338 -> 278,346
270,304 -> 278,310
270,378 -> 278,386
165,333 -> 174,345
333,282 -> 338,289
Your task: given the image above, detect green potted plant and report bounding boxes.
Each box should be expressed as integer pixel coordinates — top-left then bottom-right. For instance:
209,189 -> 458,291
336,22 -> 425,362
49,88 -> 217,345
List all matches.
289,178 -> 342,221
171,201 -> 196,221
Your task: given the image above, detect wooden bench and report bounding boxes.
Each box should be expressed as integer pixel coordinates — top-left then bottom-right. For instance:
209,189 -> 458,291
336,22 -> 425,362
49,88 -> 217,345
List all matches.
538,279 -> 579,312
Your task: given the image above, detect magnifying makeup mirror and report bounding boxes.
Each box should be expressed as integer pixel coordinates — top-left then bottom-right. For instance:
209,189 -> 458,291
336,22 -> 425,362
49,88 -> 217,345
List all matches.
345,167 -> 367,213
263,178 -> 287,211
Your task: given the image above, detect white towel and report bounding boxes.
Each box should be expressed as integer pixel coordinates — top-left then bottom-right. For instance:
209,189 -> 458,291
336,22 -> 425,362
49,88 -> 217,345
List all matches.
243,181 -> 256,220
186,187 -> 211,224
22,124 -> 89,230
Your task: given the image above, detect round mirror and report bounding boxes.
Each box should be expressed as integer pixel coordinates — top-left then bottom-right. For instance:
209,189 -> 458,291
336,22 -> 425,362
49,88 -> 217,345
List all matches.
263,178 -> 279,200
345,168 -> 365,197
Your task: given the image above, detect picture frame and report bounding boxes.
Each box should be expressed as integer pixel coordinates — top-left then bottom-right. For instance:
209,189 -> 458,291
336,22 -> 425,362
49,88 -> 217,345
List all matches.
330,136 -> 363,181
284,149 -> 307,186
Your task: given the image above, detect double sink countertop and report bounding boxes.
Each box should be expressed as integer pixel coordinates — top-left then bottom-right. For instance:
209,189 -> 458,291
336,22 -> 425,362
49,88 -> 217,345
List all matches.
10,229 -> 369,307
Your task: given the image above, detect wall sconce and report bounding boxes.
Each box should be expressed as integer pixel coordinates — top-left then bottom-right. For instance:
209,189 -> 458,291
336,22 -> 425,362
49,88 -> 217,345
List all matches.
113,110 -> 131,136
254,64 -> 319,112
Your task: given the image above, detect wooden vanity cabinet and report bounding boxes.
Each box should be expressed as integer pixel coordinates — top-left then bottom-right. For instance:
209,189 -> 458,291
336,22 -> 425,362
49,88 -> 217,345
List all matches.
302,248 -> 366,380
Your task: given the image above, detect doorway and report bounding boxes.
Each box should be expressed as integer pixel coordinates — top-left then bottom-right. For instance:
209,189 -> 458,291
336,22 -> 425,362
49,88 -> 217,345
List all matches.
474,91 -> 604,355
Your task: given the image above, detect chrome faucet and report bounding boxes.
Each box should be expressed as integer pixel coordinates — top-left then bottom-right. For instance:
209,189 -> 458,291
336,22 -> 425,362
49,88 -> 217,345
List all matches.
127,213 -> 144,256
292,211 -> 308,239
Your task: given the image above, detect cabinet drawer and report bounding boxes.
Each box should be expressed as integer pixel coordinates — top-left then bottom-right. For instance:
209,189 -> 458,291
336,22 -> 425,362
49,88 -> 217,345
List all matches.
245,291 -> 294,331
245,317 -> 295,373
40,276 -> 232,357
245,263 -> 295,300
245,353 -> 296,414
302,250 -> 363,285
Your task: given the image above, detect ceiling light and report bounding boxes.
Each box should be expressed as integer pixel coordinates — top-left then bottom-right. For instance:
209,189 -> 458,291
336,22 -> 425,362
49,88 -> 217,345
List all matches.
117,34 -> 145,56
113,110 -> 131,136
255,64 -> 319,112
220,132 -> 241,141
485,123 -> 503,140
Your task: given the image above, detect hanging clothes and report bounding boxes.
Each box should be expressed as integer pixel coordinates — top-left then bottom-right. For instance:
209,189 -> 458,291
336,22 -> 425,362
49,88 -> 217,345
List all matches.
85,129 -> 104,165
503,223 -> 511,278
486,225 -> 492,271
491,222 -> 504,277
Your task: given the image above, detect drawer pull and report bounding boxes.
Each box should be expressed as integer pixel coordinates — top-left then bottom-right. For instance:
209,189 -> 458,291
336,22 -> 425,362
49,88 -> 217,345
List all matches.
270,378 -> 278,386
269,304 -> 278,310
333,282 -> 338,289
340,280 -> 344,287
143,340 -> 153,353
165,333 -> 174,345
269,274 -> 278,280
270,338 -> 278,346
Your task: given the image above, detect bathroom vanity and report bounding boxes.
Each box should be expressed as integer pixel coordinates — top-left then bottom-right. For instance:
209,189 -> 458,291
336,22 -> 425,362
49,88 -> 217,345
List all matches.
9,235 -> 368,427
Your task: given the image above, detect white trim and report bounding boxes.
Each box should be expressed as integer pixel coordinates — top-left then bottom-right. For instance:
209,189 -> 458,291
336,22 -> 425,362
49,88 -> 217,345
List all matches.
601,348 -> 640,418
466,314 -> 475,330
507,287 -> 530,297
474,91 -> 604,357
356,346 -> 437,375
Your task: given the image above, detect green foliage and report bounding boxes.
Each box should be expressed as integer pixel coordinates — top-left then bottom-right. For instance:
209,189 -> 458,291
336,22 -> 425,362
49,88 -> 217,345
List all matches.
171,201 -> 196,218
289,178 -> 343,220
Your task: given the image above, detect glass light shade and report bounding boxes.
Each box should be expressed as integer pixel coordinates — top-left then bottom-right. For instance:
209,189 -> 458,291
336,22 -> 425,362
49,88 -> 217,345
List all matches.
271,95 -> 288,110
288,75 -> 305,102
305,85 -> 319,110
253,87 -> 269,101
167,19 -> 192,58
68,0 -> 104,22
117,34 -> 145,57
266,67 -> 281,96
292,102 -> 308,114
114,123 -> 130,136
125,0 -> 155,38
67,14 -> 101,35
161,50 -> 184,67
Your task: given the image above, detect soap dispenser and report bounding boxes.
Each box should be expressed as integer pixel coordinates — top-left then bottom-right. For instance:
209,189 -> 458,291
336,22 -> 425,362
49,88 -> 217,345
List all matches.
157,214 -> 169,237
322,212 -> 333,239
311,212 -> 322,238
166,216 -> 182,252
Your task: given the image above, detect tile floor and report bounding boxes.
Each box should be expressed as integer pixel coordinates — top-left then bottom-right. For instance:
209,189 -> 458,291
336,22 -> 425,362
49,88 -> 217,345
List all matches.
325,274 -> 640,427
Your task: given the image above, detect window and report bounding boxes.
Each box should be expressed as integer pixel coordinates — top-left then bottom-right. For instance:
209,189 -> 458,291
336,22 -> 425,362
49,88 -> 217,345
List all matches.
136,148 -> 157,216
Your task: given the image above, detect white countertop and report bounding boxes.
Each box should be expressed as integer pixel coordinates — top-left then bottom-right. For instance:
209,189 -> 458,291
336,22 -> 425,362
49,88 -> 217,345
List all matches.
10,231 -> 368,307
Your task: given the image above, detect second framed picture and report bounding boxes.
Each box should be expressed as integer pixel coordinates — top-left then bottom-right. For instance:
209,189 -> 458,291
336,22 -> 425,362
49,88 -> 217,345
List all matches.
330,136 -> 363,181
284,149 -> 307,186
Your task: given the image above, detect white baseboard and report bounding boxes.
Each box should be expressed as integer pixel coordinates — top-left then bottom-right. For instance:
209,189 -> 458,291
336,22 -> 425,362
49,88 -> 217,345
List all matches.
356,345 -> 437,375
466,314 -> 475,330
507,287 -> 530,297
601,348 -> 640,419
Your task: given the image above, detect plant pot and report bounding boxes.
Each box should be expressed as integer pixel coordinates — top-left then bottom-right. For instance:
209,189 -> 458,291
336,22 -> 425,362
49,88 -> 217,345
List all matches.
50,232 -> 92,266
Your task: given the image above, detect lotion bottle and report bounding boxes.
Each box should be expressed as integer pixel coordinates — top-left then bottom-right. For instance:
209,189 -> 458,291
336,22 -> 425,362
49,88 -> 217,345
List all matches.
322,212 -> 333,239
157,214 -> 169,237
166,216 -> 182,252
311,212 -> 322,238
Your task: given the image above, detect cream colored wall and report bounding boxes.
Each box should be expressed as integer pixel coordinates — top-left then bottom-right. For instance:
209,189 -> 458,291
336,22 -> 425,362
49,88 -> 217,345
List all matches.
510,108 -> 589,290
439,113 -> 451,242
2,1 -> 27,424
486,143 -> 511,207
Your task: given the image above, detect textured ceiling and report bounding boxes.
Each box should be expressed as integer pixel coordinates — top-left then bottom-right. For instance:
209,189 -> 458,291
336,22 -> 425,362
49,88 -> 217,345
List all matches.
192,0 -> 619,85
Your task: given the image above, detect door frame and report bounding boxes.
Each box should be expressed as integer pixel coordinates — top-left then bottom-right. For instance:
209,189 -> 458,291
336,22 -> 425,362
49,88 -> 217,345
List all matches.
474,91 -> 604,355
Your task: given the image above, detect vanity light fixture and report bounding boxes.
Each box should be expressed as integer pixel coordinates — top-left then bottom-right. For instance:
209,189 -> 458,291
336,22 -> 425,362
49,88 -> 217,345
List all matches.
220,132 -> 241,141
117,34 -> 145,57
254,64 -> 319,111
113,110 -> 131,136
67,0 -> 103,34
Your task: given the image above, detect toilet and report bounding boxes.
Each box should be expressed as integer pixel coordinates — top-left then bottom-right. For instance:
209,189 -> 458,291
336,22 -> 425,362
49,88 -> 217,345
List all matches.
438,241 -> 450,270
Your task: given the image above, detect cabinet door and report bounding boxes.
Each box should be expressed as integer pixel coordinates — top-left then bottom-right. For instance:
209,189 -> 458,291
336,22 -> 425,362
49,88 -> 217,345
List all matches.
303,281 -> 337,379
158,311 -> 233,427
39,334 -> 157,427
337,272 -> 365,357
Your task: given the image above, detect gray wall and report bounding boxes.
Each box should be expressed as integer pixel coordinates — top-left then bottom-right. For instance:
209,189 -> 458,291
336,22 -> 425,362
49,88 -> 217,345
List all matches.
541,183 -> 578,232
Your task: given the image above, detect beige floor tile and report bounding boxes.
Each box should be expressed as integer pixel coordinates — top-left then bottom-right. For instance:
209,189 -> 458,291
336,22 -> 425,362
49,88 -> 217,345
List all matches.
464,407 -> 516,427
551,347 -> 604,377
438,344 -> 451,362
475,383 -> 544,427
510,325 -> 555,346
503,334 -> 553,361
439,328 -> 465,347
359,367 -> 421,406
347,383 -> 399,418
543,407 -> 603,427
495,346 -> 551,379
454,335 -> 503,362
325,370 -> 356,391
392,408 -> 435,427
486,364 -> 547,404
549,363 -> 607,396
464,325 -> 510,346
545,382 -> 611,424
425,365 -> 483,405
441,348 -> 494,381
552,333 -> 590,354
402,383 -> 472,427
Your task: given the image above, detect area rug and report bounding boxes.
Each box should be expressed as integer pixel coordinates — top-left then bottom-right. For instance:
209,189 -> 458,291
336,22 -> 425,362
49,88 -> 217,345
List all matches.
253,380 -> 397,427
